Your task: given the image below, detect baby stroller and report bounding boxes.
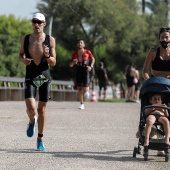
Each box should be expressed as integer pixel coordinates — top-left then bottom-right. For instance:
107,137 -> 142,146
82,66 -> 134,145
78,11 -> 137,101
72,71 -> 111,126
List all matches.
133,76 -> 170,162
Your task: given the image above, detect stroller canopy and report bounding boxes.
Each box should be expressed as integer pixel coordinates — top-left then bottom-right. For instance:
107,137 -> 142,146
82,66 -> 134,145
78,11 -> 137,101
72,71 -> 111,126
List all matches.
140,76 -> 170,97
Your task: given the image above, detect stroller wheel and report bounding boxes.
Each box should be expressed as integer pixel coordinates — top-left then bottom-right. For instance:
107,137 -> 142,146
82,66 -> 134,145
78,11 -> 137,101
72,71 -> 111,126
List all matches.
165,145 -> 169,162
138,146 -> 141,154
143,146 -> 148,161
144,154 -> 148,161
133,147 -> 138,157
165,154 -> 169,162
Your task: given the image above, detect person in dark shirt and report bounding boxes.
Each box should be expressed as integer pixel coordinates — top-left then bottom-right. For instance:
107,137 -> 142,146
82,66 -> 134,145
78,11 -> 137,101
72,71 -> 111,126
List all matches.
125,64 -> 134,102
19,13 -> 56,151
97,62 -> 109,99
142,27 -> 170,79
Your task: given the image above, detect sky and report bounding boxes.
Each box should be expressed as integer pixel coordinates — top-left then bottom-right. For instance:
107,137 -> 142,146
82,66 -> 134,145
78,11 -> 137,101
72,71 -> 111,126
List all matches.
0,0 -> 151,20
0,0 -> 41,20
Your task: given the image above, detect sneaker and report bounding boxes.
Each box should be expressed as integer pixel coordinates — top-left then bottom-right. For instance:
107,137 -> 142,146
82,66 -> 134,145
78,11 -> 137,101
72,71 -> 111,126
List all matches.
26,115 -> 37,137
84,91 -> 90,98
37,139 -> 45,151
157,151 -> 165,157
78,104 -> 85,110
136,100 -> 140,104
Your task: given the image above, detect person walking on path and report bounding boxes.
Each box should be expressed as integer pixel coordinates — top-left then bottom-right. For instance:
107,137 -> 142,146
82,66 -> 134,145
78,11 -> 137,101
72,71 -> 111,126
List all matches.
142,27 -> 170,156
70,39 -> 95,110
19,13 -> 56,151
132,65 -> 140,103
96,62 -> 109,100
125,64 -> 135,102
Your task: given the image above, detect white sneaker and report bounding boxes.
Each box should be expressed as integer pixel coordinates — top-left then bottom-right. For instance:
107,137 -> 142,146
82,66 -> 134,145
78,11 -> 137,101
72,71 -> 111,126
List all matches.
84,91 -> 90,98
136,100 -> 140,104
78,104 -> 85,110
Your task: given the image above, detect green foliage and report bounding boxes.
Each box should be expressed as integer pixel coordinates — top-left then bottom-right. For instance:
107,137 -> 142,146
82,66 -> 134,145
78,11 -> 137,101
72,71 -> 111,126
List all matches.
0,15 -> 32,77
0,54 -> 26,77
50,44 -> 73,80
0,0 -> 170,86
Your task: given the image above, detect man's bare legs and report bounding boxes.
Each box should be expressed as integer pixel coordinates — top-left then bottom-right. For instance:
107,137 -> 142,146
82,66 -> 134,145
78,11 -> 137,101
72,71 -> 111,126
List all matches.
99,88 -> 106,99
77,86 -> 88,109
77,87 -> 84,104
103,89 -> 107,99
77,87 -> 88,102
83,87 -> 88,95
99,90 -> 101,99
25,98 -> 37,124
25,98 -> 38,138
37,101 -> 47,140
25,98 -> 47,139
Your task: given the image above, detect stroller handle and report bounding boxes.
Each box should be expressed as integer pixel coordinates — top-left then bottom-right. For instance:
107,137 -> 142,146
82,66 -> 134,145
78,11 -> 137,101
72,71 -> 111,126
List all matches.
142,105 -> 170,113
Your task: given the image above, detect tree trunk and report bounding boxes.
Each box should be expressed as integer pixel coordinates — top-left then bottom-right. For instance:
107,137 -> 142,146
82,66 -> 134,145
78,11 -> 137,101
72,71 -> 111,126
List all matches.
48,16 -> 53,36
142,0 -> 145,13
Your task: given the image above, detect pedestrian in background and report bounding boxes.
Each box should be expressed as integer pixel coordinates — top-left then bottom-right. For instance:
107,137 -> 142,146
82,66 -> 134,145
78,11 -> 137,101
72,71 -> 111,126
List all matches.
125,64 -> 134,102
96,62 -> 109,100
132,64 -> 140,103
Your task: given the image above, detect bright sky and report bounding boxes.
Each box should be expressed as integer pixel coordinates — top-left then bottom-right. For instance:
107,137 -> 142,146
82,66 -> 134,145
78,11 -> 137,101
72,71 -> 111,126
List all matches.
0,0 -> 41,20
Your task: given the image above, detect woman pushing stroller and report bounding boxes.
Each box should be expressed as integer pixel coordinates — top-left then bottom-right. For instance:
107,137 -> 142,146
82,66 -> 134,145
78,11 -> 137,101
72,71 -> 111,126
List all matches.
144,93 -> 170,147
142,27 -> 170,156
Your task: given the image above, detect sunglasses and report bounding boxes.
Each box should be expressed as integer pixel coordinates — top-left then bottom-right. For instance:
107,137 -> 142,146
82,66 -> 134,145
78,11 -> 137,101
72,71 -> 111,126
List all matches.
32,20 -> 44,25
160,27 -> 170,32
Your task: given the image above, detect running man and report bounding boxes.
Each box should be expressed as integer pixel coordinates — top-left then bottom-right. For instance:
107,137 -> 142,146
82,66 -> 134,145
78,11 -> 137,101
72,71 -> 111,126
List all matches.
70,39 -> 95,109
19,13 -> 56,151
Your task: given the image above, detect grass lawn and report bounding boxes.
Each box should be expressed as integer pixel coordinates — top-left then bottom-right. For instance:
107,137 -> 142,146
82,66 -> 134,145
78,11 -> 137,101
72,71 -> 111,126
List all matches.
97,98 -> 126,103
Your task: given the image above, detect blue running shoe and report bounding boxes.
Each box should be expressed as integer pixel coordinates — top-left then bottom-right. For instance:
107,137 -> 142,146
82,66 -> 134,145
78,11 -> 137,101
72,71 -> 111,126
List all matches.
37,139 -> 45,151
26,115 -> 37,137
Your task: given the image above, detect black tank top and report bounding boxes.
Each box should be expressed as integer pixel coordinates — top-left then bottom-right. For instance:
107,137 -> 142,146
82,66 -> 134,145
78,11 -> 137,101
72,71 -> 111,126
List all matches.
24,34 -> 51,79
152,47 -> 170,71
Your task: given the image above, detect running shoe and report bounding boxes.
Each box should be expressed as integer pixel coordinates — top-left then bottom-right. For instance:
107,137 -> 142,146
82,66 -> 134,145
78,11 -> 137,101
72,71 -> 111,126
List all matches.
78,104 -> 85,110
135,100 -> 140,104
37,139 -> 45,151
26,115 -> 37,137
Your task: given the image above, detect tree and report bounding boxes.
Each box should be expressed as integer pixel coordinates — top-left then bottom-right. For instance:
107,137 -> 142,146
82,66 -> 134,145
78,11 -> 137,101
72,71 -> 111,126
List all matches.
0,0 -> 169,84
0,15 -> 32,77
145,0 -> 169,19
142,0 -> 145,13
36,0 -> 144,82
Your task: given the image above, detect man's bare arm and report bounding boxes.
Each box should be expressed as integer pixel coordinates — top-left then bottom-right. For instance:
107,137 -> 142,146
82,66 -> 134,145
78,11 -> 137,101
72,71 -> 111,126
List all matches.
44,36 -> 56,67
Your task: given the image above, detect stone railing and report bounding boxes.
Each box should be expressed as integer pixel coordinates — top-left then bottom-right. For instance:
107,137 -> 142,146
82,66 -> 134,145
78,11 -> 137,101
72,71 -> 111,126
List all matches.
0,76 -> 78,101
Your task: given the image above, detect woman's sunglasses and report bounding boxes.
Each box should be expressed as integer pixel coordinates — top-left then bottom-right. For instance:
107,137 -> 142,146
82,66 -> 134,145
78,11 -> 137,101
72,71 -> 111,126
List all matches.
32,20 -> 44,25
160,28 -> 170,32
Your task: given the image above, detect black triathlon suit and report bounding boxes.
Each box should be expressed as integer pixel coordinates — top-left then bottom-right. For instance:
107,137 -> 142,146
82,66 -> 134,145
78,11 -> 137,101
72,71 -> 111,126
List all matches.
24,34 -> 51,102
76,65 -> 90,87
71,50 -> 93,87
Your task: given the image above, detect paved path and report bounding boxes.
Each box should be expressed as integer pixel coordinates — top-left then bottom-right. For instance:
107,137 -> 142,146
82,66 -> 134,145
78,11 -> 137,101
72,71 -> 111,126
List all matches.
0,101 -> 169,170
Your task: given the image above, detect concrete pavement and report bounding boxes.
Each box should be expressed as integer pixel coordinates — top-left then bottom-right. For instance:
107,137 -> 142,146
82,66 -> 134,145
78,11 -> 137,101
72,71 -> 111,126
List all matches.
0,101 -> 169,170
